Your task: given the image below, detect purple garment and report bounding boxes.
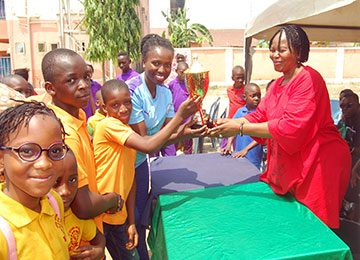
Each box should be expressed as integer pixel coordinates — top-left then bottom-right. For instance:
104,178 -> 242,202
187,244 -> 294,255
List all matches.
83,80 -> 102,119
168,77 -> 189,112
116,68 -> 139,82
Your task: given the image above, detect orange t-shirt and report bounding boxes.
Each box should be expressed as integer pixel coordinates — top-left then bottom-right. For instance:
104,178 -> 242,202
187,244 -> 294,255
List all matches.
93,116 -> 136,225
48,104 -> 103,231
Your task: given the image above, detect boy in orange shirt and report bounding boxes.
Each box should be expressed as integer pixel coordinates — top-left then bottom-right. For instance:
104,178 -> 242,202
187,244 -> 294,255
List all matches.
93,79 -> 201,260
42,48 -> 123,232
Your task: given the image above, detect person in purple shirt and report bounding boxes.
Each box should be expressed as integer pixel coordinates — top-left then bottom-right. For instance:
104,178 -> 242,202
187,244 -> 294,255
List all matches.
83,64 -> 102,119
169,61 -> 193,154
116,51 -> 139,82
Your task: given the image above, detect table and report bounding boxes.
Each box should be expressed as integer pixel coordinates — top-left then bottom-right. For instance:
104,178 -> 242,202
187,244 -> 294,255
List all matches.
142,153 -> 261,226
148,182 -> 353,260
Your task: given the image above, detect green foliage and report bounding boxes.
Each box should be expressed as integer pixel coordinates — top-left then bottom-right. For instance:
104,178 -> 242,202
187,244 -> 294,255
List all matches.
256,40 -> 269,48
83,0 -> 142,63
162,8 -> 213,48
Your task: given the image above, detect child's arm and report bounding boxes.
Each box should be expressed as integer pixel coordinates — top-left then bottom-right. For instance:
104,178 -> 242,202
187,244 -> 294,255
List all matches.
220,136 -> 235,155
127,96 -> 206,154
71,185 -> 123,219
126,180 -> 138,250
70,228 -> 105,260
232,140 -> 259,158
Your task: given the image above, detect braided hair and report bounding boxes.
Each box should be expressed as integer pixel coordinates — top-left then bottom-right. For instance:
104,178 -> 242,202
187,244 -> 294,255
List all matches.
140,34 -> 174,61
0,101 -> 66,146
269,24 -> 310,63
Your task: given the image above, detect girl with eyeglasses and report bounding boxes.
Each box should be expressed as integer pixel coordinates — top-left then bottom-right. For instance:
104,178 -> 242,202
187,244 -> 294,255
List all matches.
0,101 -> 70,259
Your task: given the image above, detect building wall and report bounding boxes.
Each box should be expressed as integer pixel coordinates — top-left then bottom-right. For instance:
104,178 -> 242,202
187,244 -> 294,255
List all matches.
178,47 -> 360,85
5,0 -> 151,87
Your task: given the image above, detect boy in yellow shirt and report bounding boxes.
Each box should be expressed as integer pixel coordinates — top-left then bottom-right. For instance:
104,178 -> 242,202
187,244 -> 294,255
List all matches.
87,89 -> 106,137
0,101 -> 69,259
93,79 -> 201,259
42,48 -> 123,232
53,149 -> 105,259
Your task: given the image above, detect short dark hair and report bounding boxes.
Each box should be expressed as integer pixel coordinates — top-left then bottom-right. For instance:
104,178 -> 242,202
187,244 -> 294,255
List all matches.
140,34 -> 174,60
87,64 -> 94,73
117,51 -> 129,59
343,92 -> 359,104
0,101 -> 66,146
101,79 -> 129,105
269,24 -> 310,63
14,68 -> 29,81
42,48 -> 79,82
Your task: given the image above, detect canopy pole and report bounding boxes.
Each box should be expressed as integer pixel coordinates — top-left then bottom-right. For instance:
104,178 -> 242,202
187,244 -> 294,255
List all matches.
244,37 -> 252,84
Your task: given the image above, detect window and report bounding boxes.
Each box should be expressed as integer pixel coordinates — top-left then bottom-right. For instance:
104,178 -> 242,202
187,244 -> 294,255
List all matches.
15,43 -> 25,54
0,0 -> 5,19
170,0 -> 185,13
38,42 -> 46,53
76,41 -> 86,52
50,43 -> 58,50
0,56 -> 11,80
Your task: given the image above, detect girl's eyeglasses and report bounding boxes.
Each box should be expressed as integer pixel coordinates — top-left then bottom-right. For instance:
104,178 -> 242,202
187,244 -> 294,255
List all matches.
0,142 -> 69,162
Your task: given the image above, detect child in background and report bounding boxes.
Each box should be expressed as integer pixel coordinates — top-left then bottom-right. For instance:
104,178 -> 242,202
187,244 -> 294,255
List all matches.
1,74 -> 34,98
87,90 -> 106,137
227,65 -> 246,118
83,64 -> 103,119
169,61 -> 193,154
127,34 -> 206,259
94,79 -> 200,260
42,48 -> 122,233
221,83 -> 263,169
53,149 -> 105,259
220,65 -> 246,149
116,52 -> 139,82
0,101 -> 69,259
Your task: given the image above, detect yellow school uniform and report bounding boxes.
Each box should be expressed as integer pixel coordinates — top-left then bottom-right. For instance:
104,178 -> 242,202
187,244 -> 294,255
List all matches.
48,104 -> 103,231
64,208 -> 97,252
93,116 -> 136,225
0,184 -> 69,259
87,109 -> 106,134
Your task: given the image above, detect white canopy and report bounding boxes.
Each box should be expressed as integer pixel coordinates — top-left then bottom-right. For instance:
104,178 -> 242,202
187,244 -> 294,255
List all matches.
244,0 -> 360,82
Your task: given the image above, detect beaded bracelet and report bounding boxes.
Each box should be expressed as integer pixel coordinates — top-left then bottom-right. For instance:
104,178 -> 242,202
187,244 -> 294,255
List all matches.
239,121 -> 245,136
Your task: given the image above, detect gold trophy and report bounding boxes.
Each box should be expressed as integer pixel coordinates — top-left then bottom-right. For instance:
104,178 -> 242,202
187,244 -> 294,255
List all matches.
184,54 -> 212,127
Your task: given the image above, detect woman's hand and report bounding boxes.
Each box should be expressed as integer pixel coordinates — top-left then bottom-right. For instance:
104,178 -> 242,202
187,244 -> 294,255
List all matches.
209,118 -> 243,138
179,118 -> 208,138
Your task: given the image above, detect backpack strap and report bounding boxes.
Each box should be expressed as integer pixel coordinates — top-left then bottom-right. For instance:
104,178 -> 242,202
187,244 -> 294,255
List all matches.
0,215 -> 17,260
0,193 -> 59,260
47,193 -> 61,221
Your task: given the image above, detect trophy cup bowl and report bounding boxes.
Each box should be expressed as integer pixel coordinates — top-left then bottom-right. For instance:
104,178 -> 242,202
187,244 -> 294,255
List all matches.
185,70 -> 213,127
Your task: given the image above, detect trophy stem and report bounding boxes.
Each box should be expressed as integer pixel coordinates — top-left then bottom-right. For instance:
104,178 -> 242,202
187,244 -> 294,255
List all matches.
194,100 -> 205,126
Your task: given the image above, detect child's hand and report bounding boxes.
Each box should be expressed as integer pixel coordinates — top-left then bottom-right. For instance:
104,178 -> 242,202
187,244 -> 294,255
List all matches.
180,118 -> 208,138
232,149 -> 248,158
126,223 -> 139,250
70,245 -> 105,260
177,96 -> 203,120
220,147 -> 231,155
105,193 -> 124,214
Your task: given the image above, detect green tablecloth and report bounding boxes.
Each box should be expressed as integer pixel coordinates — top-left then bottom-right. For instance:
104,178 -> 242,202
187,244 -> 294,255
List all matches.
148,182 -> 352,260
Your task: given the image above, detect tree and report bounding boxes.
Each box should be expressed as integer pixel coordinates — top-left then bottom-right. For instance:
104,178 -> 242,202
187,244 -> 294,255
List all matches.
83,0 -> 142,81
161,8 -> 213,48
